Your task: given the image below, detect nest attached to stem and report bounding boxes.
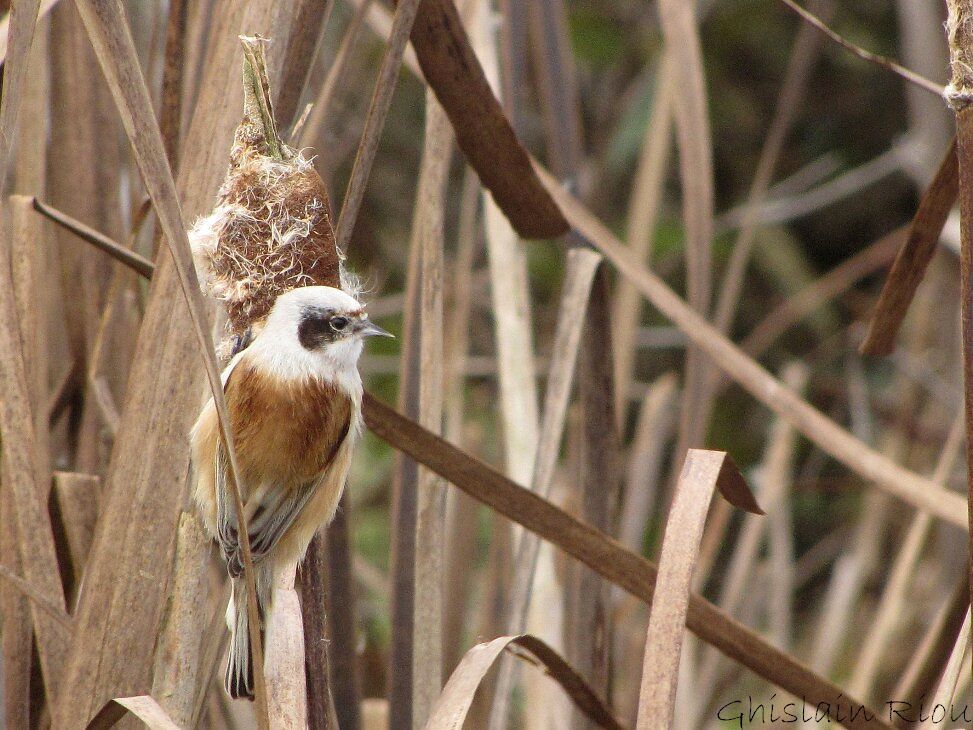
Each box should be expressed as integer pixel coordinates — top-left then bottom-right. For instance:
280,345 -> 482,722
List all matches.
190,36 -> 350,351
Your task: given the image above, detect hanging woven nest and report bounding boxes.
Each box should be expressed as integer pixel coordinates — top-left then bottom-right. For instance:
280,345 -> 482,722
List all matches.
190,36 -> 351,353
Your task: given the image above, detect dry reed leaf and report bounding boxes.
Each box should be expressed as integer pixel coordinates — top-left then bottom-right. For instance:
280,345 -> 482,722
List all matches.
397,0 -> 568,238
264,566 -> 308,730
32,197 -> 155,279
150,512 -> 212,728
742,226 -> 904,356
0,0 -> 60,64
0,210 -> 69,700
361,394 -> 892,729
412,90 -> 453,724
85,695 -> 182,730
534,164 -> 968,528
658,0 -> 713,460
860,139 -> 959,355
0,0 -> 41,180
424,634 -> 623,730
58,3 -> 283,726
919,609 -> 971,730
0,563 -> 73,632
636,450 -> 731,727
52,472 -> 100,586
333,0 -> 423,252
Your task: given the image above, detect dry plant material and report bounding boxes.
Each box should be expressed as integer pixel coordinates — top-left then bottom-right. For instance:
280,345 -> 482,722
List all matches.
0,210 -> 69,699
778,0 -> 944,96
425,634 -> 622,730
52,472 -> 100,586
150,512 -> 212,727
861,140 -> 959,355
190,37 -> 340,345
31,197 -> 155,279
946,0 -> 973,663
658,0 -> 714,458
334,0 -> 424,252
636,450 -> 741,727
535,164 -> 969,528
362,394 -> 890,729
400,0 -> 569,238
85,695 -> 181,730
0,0 -> 41,181
62,6 -> 282,727
743,226 -> 904,357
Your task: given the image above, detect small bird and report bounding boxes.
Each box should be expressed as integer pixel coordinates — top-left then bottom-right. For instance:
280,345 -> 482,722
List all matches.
190,285 -> 390,700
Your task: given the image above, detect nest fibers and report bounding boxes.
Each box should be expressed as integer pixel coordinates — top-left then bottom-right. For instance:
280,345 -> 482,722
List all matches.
189,36 -> 356,352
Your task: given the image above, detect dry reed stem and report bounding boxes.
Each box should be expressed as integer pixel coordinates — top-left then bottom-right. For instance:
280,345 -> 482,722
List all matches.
847,410 -> 966,699
424,635 -> 623,730
714,3 -> 827,335
410,89 -> 453,723
150,512 -> 213,727
0,0 -> 59,63
469,0 -> 540,486
691,363 -> 807,720
363,394 -> 892,729
618,373 -> 679,551
535,164 -> 969,528
892,576 -> 971,706
264,565 -> 308,729
489,247 -> 601,727
861,139 -> 960,355
0,0 -> 41,182
273,0 -> 334,133
635,451 -> 743,727
296,534 -> 341,730
0,207 -> 68,709
742,226 -> 904,357
612,53 -> 676,419
779,0 -> 945,96
919,609 -> 972,730
659,0 -> 714,466
0,564 -> 73,632
322,508 -> 360,730
31,197 -> 155,279
57,2 -> 283,725
399,0 -> 568,239
298,0 -> 374,150
333,0 -> 423,252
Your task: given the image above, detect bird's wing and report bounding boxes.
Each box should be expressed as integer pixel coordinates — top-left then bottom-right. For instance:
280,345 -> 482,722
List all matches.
213,368 -> 353,577
215,447 -> 322,577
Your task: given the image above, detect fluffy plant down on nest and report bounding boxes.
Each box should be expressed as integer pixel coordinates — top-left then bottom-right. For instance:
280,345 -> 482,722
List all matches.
189,36 -> 358,354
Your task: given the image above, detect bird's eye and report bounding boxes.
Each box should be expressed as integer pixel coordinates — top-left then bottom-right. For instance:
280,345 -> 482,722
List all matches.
330,316 -> 349,332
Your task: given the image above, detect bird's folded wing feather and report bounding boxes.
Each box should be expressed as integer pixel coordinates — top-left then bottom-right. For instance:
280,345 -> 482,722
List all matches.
215,446 -> 322,577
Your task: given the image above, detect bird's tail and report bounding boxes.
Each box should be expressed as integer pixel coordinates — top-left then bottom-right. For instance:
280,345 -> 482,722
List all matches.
225,577 -> 265,700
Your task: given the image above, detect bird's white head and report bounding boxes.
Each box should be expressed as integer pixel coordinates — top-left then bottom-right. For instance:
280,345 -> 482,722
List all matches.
243,285 -> 391,385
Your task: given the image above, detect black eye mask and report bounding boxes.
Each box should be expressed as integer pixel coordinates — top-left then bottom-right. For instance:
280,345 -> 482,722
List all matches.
297,308 -> 343,350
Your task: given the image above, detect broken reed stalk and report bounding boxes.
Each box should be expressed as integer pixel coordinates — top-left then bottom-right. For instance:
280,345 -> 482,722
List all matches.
945,0 -> 973,680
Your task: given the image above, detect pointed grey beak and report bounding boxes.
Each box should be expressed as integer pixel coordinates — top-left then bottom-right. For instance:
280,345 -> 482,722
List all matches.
356,319 -> 394,338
